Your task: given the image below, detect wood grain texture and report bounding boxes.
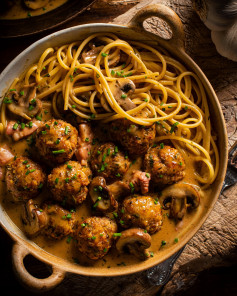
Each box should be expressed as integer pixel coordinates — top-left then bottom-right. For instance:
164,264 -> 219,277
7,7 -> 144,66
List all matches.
0,0 -> 236,295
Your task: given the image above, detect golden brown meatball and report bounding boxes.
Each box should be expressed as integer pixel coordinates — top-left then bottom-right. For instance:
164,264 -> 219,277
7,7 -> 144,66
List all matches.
43,203 -> 75,240
35,119 -> 78,165
109,119 -> 156,156
5,156 -> 46,202
120,195 -> 162,234
90,142 -> 130,181
47,161 -> 91,206
74,216 -> 117,260
144,145 -> 185,185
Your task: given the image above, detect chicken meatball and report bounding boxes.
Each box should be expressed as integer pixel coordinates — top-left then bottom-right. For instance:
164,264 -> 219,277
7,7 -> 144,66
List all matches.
90,142 -> 130,181
144,145 -> 185,185
48,161 -> 92,206
35,119 -> 78,165
120,195 -> 162,234
43,203 -> 75,240
74,217 -> 117,260
6,156 -> 46,202
109,119 -> 156,156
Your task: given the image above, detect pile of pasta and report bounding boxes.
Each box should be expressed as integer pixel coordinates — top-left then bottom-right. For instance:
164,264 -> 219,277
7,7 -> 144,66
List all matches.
2,33 -> 219,188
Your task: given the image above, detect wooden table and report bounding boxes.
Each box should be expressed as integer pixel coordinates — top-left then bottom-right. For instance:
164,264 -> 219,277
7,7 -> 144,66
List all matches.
0,1 -> 237,295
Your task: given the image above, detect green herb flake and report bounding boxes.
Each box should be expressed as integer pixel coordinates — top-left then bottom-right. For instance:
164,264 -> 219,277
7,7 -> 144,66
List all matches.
113,233 -> 122,237
66,236 -> 72,244
160,143 -> 164,149
145,173 -> 150,178
129,182 -> 135,193
67,164 -> 73,170
41,131 -> 47,135
22,160 -> 28,164
65,178 -> 70,183
65,126 -> 69,135
36,115 -> 42,121
121,94 -> 127,99
161,240 -> 167,246
170,122 -> 179,134
174,237 -> 179,243
13,123 -> 19,130
21,123 -> 26,129
52,149 -> 65,154
101,52 -> 108,57
29,121 -> 33,128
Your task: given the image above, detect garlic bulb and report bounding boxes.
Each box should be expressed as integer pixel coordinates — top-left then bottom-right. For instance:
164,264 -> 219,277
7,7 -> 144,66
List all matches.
192,0 -> 237,61
211,21 -> 237,62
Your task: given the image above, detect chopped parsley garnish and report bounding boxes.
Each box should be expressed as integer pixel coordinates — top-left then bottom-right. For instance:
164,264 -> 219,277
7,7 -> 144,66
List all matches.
55,139 -> 60,144
55,178 -> 59,184
65,126 -> 69,135
161,240 -> 167,246
91,236 -> 96,240
65,178 -> 70,183
66,236 -> 72,244
170,122 -> 179,134
72,105 -> 76,109
174,238 -> 179,243
144,230 -> 148,233
20,91 -> 24,96
52,149 -> 65,154
41,131 -> 47,135
67,164 -> 72,170
85,137 -> 89,142
113,233 -> 122,237
145,173 -> 150,178
111,70 -> 115,75
101,52 -> 108,57
29,121 -> 33,128
3,97 -> 12,104
121,94 -> 127,99
22,160 -> 28,164
116,173 -> 121,177
129,182 -> 135,193
160,143 -> 164,149
36,115 -> 42,121
13,123 -> 19,130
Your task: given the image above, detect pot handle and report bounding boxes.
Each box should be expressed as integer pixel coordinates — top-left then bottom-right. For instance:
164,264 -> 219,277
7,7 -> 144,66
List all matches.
12,242 -> 65,292
127,3 -> 185,51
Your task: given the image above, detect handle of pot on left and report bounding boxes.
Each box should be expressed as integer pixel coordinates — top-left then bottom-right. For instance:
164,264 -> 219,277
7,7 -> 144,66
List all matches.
12,242 -> 65,292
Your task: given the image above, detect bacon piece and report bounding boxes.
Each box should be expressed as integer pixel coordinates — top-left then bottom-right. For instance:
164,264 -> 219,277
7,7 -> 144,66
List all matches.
6,120 -> 42,141
75,124 -> 93,166
130,170 -> 151,194
0,144 -> 14,166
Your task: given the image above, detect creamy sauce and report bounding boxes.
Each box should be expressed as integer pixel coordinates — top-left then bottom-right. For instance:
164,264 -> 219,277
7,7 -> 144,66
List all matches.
0,0 -> 68,20
0,105 -> 211,268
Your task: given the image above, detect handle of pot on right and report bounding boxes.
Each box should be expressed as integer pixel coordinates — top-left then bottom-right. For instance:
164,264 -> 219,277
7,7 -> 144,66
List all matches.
128,3 -> 185,52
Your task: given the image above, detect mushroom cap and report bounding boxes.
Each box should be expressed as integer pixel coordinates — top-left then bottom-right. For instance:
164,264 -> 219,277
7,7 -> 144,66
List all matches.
7,84 -> 42,120
89,176 -> 118,213
21,199 -> 48,237
160,183 -> 201,220
116,228 -> 152,260
109,78 -> 136,111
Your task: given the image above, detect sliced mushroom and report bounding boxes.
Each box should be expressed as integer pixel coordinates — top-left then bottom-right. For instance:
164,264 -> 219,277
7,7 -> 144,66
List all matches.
21,199 -> 48,237
24,0 -> 49,10
116,228 -> 152,260
159,183 -> 201,220
109,78 -> 136,111
89,176 -> 118,213
7,84 -> 42,120
107,180 -> 130,200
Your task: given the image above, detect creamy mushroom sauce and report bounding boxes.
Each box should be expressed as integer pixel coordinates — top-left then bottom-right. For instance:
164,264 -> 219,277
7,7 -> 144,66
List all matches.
0,0 -> 68,20
0,104 -> 212,267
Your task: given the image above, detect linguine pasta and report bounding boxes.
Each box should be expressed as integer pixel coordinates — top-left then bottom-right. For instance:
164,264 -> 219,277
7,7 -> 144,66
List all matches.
1,33 -> 219,188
